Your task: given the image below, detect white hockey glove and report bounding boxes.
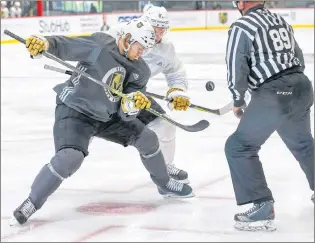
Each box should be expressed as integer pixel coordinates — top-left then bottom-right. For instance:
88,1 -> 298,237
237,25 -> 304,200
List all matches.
25,35 -> 49,58
121,91 -> 151,116
166,88 -> 190,111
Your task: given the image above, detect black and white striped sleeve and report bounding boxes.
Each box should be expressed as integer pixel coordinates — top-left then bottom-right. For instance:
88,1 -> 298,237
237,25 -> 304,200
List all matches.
225,25 -> 252,107
277,15 -> 305,70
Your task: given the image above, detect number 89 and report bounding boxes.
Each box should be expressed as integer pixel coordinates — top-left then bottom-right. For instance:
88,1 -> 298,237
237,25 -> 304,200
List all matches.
269,27 -> 291,51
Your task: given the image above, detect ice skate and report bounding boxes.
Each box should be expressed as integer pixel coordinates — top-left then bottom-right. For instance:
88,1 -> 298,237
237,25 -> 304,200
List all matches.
234,200 -> 276,232
10,198 -> 37,226
158,178 -> 194,198
167,164 -> 189,184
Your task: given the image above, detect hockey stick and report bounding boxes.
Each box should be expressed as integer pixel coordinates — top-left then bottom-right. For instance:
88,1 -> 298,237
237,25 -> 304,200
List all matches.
44,64 -> 74,76
4,29 -> 209,132
44,64 -> 233,116
145,92 -> 233,116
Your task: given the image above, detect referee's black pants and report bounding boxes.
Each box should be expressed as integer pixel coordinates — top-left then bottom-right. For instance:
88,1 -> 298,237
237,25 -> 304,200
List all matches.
225,72 -> 314,205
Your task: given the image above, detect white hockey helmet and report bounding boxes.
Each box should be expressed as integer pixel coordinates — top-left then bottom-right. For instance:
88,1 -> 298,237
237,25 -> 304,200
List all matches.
123,18 -> 156,49
1,1 -> 7,6
142,5 -> 170,29
143,3 -> 154,13
14,1 -> 20,7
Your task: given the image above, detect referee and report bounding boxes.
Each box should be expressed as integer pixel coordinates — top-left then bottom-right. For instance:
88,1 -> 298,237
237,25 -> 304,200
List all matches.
224,1 -> 314,231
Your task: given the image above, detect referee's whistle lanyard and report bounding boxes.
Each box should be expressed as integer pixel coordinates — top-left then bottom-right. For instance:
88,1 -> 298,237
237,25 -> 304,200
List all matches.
237,7 -> 244,16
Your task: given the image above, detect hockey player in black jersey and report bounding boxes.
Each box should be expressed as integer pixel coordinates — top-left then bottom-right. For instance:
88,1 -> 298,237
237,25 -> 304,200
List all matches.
10,18 -> 194,226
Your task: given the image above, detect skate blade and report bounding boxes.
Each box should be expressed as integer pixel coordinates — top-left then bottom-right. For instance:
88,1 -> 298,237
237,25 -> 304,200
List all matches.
8,216 -> 19,227
176,179 -> 190,184
162,192 -> 195,199
234,220 -> 276,232
169,176 -> 190,184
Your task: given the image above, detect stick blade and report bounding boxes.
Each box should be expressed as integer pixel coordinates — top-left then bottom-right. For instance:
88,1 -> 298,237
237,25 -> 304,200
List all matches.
217,102 -> 233,115
179,119 -> 210,132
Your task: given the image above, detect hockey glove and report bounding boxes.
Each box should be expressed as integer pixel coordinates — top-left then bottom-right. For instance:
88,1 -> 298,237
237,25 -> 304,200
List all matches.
25,35 -> 49,57
121,91 -> 151,116
166,88 -> 190,111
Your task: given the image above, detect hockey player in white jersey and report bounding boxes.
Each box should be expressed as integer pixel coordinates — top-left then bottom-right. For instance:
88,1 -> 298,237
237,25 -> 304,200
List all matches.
107,5 -> 190,183
9,1 -> 22,18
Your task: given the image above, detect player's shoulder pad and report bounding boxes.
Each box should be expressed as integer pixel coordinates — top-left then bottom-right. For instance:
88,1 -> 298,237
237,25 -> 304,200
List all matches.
156,37 -> 176,53
92,31 -> 110,39
91,32 -> 116,44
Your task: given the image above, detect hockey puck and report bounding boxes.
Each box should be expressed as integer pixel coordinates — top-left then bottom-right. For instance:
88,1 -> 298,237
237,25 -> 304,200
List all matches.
205,81 -> 215,91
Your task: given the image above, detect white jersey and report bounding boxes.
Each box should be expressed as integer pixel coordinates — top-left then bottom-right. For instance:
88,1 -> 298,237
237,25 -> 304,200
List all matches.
107,23 -> 188,91
10,6 -> 22,17
1,7 -> 9,18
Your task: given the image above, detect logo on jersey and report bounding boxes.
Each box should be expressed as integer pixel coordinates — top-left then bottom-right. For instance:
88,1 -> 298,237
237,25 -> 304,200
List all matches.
71,65 -> 86,86
136,22 -> 144,28
132,73 -> 139,80
219,12 -> 228,24
277,91 -> 292,95
102,67 -> 126,102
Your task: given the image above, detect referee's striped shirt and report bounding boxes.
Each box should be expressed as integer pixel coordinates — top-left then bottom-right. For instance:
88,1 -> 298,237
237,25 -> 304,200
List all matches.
225,4 -> 305,107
